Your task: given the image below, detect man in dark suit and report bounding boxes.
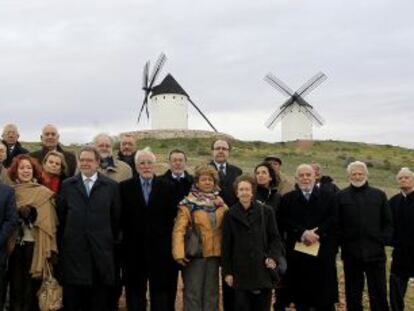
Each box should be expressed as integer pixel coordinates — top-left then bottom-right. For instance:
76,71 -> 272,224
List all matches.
30,124 -> 77,176
280,164 -> 338,310
0,181 -> 18,309
57,146 -> 121,311
1,124 -> 28,168
389,168 -> 414,311
337,161 -> 392,311
209,139 -> 242,311
210,139 -> 242,207
120,148 -> 177,311
162,149 -> 193,205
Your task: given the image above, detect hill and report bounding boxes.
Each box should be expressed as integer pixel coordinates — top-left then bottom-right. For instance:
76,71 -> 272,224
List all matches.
22,138 -> 414,196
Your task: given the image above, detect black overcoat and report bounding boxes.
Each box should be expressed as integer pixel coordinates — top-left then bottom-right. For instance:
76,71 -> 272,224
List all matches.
222,201 -> 284,290
0,183 -> 18,264
389,191 -> 414,276
119,176 -> 177,289
2,141 -> 28,168
280,187 -> 338,306
209,161 -> 242,206
336,182 -> 393,262
162,169 -> 193,207
57,173 -> 121,286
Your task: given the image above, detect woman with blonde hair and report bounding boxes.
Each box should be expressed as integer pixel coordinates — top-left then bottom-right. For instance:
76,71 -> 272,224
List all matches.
7,154 -> 59,311
172,165 -> 227,311
40,150 -> 68,193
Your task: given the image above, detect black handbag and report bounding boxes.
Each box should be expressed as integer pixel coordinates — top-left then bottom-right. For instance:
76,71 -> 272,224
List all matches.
259,202 -> 285,287
184,207 -> 203,258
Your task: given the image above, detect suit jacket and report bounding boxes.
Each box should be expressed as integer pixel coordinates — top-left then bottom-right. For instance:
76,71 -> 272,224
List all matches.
57,173 -> 121,286
0,183 -> 18,263
120,175 -> 177,288
31,145 -> 77,177
2,141 -> 29,168
162,169 -> 193,207
280,187 -> 338,306
209,161 -> 242,206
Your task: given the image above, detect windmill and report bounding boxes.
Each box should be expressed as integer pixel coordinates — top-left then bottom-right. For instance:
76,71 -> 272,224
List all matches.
139,53 -> 218,132
138,52 -> 167,123
264,72 -> 327,141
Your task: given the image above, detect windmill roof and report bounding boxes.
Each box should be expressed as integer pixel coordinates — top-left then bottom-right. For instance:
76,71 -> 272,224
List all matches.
151,73 -> 189,98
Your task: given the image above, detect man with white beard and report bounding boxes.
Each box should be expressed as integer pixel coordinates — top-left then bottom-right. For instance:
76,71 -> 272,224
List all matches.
337,161 -> 393,311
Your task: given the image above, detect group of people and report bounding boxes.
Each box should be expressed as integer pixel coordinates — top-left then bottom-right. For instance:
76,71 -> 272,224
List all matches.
0,123 -> 412,311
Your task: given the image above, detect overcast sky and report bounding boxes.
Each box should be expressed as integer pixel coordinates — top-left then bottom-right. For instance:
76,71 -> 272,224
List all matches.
1,0 -> 413,148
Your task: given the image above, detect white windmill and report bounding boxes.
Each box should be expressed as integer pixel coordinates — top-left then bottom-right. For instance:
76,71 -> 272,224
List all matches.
264,72 -> 327,141
138,53 -> 217,132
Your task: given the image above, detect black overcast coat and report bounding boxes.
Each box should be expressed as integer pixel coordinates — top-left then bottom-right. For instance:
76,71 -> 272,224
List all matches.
2,141 -> 28,168
209,161 -> 242,207
336,182 -> 393,262
222,201 -> 284,290
120,176 -> 177,288
389,191 -> 414,276
280,187 -> 339,307
57,173 -> 121,286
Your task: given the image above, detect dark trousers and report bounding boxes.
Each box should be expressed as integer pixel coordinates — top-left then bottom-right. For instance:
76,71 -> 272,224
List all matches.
343,259 -> 389,311
234,289 -> 271,311
222,275 -> 235,311
0,263 -> 7,310
125,274 -> 177,311
295,303 -> 336,311
390,273 -> 411,311
9,243 -> 41,311
273,280 -> 290,311
63,284 -> 110,311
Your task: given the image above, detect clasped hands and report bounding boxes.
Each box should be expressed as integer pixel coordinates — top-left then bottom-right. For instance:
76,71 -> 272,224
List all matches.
301,227 -> 319,246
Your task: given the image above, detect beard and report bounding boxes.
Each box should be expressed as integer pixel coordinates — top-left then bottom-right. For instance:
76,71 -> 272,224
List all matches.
350,179 -> 367,188
298,183 -> 314,192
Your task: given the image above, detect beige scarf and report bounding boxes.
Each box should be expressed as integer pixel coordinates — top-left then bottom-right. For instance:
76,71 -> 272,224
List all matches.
13,182 -> 58,279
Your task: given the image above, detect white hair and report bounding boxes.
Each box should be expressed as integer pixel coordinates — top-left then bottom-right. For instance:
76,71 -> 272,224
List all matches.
134,147 -> 156,164
396,167 -> 414,180
295,163 -> 315,177
347,161 -> 368,175
2,124 -> 18,135
42,124 -> 58,134
93,133 -> 114,146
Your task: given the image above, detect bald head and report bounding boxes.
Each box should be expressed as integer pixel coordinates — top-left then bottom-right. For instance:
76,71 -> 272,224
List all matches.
41,124 -> 60,150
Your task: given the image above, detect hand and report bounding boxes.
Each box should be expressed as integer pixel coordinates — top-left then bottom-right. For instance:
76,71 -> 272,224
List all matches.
265,258 -> 277,269
224,275 -> 234,287
302,227 -> 320,245
176,258 -> 190,267
214,197 -> 224,207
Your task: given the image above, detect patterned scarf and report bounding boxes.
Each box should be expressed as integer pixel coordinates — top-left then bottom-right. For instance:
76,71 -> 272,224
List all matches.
181,185 -> 223,213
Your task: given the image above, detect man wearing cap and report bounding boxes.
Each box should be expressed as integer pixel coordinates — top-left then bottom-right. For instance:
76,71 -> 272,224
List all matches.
264,155 -> 294,196
311,162 -> 340,193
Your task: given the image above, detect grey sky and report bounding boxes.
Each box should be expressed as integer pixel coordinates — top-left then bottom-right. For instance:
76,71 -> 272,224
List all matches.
1,0 -> 413,147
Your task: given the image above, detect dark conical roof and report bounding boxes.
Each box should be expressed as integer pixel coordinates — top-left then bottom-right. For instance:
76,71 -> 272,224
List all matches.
150,73 -> 189,98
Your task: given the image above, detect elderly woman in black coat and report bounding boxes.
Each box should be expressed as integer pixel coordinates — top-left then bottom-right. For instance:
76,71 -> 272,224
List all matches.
222,175 -> 284,311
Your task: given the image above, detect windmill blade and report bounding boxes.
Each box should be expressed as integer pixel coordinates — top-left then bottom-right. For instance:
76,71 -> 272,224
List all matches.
142,60 -> 150,90
265,104 -> 291,130
148,52 -> 167,89
296,72 -> 327,98
302,105 -> 325,126
295,95 -> 313,108
188,98 -> 218,132
137,97 -> 149,122
264,73 -> 294,97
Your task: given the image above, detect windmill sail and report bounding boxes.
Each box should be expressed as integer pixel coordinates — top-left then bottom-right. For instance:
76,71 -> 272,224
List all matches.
296,72 -> 327,98
264,73 -> 294,97
188,99 -> 218,132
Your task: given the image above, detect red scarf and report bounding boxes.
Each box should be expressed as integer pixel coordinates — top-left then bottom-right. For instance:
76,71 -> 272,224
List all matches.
41,172 -> 61,193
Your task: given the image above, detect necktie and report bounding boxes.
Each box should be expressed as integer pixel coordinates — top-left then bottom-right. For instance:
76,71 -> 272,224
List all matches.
143,181 -> 150,204
219,164 -> 226,179
84,178 -> 92,196
304,191 -> 311,201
